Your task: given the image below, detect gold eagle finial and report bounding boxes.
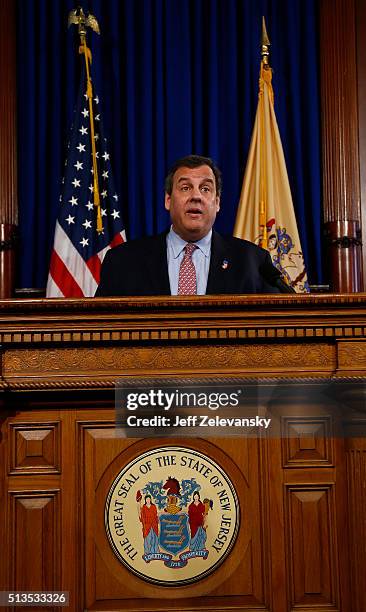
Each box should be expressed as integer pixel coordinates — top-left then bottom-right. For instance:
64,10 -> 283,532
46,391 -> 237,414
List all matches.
68,7 -> 100,36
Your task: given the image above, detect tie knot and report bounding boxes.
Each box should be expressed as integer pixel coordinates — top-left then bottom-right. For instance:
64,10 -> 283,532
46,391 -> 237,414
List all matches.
184,243 -> 197,257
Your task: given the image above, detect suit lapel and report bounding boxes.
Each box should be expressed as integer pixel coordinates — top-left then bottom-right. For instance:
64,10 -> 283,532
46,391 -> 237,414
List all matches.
145,233 -> 171,295
206,231 -> 232,294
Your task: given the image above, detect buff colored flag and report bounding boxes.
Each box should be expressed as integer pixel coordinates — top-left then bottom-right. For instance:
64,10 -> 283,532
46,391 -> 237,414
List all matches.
234,50 -> 309,292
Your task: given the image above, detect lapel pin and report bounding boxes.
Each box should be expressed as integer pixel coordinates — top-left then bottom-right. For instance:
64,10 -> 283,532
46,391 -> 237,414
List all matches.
221,259 -> 229,270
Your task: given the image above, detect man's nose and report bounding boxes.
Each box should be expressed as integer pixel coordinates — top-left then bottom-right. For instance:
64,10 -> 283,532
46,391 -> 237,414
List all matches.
190,187 -> 201,200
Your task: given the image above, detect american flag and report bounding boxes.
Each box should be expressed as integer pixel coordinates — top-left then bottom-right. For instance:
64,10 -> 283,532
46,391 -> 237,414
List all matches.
46,65 -> 125,297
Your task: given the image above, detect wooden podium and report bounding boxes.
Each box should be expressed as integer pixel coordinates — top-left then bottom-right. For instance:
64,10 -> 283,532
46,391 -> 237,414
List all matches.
0,294 -> 365,612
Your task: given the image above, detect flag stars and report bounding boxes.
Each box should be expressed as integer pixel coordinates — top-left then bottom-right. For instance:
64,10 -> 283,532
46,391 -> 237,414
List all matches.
102,170 -> 109,179
72,178 -> 81,188
95,114 -> 100,121
111,210 -> 120,219
88,184 -> 94,193
83,219 -> 92,229
113,194 -> 119,201
101,208 -> 107,217
74,161 -> 83,171
80,237 -> 89,247
94,95 -> 99,105
65,214 -> 75,225
77,143 -> 86,153
86,201 -> 94,211
102,152 -> 110,161
69,196 -> 78,206
94,133 -> 99,141
79,126 -> 88,135
81,108 -> 89,118
101,190 -> 108,198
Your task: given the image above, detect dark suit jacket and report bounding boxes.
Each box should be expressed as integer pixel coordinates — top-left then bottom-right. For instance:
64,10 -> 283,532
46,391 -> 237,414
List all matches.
95,230 -> 284,296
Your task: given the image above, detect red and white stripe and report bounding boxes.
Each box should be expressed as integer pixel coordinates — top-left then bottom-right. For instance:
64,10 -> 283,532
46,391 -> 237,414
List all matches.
46,221 -> 125,297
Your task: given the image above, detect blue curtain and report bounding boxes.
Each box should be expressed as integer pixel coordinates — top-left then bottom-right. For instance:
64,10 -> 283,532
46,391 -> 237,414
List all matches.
16,0 -> 322,288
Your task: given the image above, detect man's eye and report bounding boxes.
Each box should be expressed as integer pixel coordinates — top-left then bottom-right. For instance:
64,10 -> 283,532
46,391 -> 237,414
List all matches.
181,185 -> 190,191
201,186 -> 211,192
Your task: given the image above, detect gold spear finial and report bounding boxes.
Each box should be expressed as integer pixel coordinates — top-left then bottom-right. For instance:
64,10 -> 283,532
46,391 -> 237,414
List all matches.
261,16 -> 270,67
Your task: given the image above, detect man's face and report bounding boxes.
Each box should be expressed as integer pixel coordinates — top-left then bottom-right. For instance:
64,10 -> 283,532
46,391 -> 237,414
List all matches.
165,165 -> 220,241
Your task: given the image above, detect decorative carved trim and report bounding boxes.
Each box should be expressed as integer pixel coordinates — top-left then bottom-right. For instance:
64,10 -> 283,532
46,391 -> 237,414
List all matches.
338,341 -> 366,368
1,294 -> 366,314
5,372 -> 366,391
0,297 -> 364,390
0,328 -> 365,344
3,344 -> 335,375
0,323 -> 365,344
0,296 -> 364,348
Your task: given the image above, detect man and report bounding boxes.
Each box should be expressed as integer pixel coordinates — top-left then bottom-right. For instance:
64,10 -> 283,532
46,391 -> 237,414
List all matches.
96,155 -> 290,296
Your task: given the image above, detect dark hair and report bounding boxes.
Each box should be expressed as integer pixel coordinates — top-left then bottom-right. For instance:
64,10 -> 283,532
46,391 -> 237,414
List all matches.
165,155 -> 222,196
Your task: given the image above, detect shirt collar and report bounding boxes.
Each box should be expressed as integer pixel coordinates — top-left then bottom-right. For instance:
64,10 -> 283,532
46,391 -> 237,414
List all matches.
168,227 -> 212,259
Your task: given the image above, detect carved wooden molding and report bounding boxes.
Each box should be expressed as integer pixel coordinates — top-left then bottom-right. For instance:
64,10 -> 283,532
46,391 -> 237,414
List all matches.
0,296 -> 364,390
338,341 -> 366,368
0,296 -> 365,345
0,324 -> 365,345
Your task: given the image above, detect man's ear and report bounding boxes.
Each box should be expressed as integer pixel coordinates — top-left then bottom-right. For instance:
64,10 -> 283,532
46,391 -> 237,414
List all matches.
216,196 -> 220,212
165,193 -> 171,211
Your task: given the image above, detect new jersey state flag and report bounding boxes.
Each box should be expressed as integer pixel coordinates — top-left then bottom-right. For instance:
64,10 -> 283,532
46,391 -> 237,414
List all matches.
234,61 -> 309,293
47,64 -> 126,297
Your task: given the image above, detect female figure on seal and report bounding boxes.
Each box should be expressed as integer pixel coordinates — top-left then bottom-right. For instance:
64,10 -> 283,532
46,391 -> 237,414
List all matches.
138,493 -> 159,555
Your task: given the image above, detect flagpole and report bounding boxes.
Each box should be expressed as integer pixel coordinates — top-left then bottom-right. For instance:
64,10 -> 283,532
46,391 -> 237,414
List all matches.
259,17 -> 271,249
68,7 -> 103,233
234,17 -> 309,292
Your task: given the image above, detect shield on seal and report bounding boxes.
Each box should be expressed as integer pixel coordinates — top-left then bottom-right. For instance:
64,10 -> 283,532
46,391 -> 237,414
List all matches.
159,513 -> 189,556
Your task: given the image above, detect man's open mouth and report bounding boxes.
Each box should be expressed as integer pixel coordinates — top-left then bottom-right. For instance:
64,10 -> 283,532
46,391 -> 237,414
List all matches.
186,208 -> 203,215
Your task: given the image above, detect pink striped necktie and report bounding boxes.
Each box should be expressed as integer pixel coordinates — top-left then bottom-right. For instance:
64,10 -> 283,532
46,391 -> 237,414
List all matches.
178,243 -> 197,295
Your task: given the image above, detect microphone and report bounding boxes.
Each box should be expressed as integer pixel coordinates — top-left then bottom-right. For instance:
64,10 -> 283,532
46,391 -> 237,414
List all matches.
260,260 -> 296,294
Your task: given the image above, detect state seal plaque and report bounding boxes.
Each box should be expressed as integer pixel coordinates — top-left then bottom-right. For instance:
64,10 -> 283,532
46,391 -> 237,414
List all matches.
105,446 -> 240,586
